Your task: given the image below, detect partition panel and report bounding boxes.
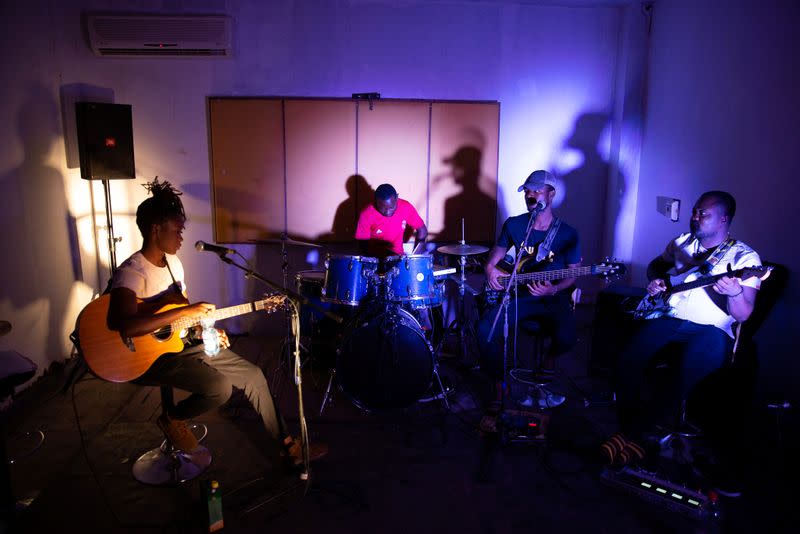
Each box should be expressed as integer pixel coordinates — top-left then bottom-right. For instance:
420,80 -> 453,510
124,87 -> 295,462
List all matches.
357,100 -> 430,229
209,97 -> 499,245
285,100 -> 357,242
208,98 -> 285,243
429,102 -> 500,243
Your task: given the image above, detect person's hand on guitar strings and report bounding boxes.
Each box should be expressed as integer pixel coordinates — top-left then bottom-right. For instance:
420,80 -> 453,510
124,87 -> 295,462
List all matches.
647,279 -> 668,296
712,275 -> 742,297
184,302 -> 216,321
527,280 -> 557,297
486,264 -> 504,290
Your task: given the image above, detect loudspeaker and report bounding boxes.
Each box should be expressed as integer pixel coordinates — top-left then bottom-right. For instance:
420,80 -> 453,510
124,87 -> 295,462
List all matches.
589,285 -> 647,375
75,102 -> 135,180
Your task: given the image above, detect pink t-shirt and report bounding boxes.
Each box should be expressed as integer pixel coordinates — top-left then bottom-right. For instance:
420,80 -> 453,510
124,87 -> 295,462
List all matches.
355,199 -> 424,257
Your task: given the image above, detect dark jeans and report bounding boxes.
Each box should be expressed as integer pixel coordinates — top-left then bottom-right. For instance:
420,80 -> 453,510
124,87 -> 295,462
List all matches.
134,344 -> 287,452
615,317 -> 733,441
476,293 -> 576,380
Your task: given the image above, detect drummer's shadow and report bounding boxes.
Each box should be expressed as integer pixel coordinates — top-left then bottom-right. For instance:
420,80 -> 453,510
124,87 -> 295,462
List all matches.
320,174 -> 374,244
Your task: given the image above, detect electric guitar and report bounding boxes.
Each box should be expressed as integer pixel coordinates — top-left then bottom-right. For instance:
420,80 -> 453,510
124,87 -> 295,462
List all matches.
76,293 -> 285,383
633,264 -> 773,320
483,257 -> 626,306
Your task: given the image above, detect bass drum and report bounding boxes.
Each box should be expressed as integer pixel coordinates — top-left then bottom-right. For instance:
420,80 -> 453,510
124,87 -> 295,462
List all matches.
337,306 -> 434,412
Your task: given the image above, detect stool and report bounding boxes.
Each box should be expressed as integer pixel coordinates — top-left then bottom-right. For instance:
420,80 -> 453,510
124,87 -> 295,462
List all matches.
656,409 -> 701,467
1,349 -> 45,520
1,350 -> 46,463
509,318 -> 552,387
132,386 -> 212,486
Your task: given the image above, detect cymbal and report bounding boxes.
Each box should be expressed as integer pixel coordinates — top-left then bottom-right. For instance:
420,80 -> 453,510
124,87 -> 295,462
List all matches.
248,238 -> 321,248
437,243 -> 489,256
0,320 -> 10,337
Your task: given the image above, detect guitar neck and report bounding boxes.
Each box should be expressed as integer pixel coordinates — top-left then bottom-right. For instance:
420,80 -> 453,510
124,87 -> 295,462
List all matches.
498,265 -> 596,286
670,269 -> 743,294
170,300 -> 266,331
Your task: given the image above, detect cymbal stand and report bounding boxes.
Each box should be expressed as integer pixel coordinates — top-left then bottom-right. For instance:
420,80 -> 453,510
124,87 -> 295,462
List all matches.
445,219 -> 479,363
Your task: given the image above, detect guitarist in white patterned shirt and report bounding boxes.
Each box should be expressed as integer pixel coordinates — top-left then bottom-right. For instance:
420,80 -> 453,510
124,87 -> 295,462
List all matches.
477,170 -> 581,409
107,178 -> 325,471
604,191 -> 761,494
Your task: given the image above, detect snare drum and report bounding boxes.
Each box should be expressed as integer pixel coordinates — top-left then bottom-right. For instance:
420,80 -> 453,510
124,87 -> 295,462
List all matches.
322,254 -> 379,306
296,270 -> 353,363
384,254 -> 436,304
407,280 -> 445,310
295,270 -> 326,331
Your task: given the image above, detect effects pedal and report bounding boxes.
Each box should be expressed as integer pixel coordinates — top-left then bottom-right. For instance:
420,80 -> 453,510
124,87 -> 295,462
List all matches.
501,409 -> 549,444
601,466 -> 721,522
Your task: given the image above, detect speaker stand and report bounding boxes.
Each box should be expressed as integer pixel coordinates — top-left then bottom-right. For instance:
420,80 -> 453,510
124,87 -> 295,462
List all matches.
101,179 -> 122,272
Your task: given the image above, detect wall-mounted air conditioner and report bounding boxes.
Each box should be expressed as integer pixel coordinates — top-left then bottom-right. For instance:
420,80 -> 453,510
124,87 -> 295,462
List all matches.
86,14 -> 232,57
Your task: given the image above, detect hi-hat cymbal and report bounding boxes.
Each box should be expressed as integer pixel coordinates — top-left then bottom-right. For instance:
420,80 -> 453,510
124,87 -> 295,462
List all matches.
248,238 -> 321,248
0,320 -> 11,337
437,243 -> 489,256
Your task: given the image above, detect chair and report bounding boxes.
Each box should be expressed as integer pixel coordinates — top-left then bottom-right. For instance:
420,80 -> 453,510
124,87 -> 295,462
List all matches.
509,288 -> 581,403
131,386 -> 212,486
1,347 -> 45,521
652,261 -> 788,460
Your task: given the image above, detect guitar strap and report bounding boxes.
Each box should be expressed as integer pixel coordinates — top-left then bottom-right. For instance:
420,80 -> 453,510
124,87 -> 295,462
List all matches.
163,255 -> 195,344
699,237 -> 736,274
535,217 -> 561,263
163,254 -> 183,294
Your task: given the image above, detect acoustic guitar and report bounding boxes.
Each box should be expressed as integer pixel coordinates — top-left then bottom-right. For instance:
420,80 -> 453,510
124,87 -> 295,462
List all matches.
76,293 -> 285,382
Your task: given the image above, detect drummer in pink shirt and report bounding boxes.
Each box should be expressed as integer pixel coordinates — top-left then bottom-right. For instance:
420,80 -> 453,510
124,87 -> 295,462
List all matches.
355,183 -> 428,259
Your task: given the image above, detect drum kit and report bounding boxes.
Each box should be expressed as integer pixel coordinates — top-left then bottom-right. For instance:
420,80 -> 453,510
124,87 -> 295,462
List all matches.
293,242 -> 488,414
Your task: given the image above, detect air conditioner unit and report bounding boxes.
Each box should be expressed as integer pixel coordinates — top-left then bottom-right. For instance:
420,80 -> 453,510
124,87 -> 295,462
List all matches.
87,14 -> 232,57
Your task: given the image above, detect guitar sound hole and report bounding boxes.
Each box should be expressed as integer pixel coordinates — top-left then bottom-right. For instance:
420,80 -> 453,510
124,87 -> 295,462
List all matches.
152,327 -> 173,341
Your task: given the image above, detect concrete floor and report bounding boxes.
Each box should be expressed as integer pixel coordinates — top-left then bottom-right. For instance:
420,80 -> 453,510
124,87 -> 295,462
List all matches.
2,302 -> 791,533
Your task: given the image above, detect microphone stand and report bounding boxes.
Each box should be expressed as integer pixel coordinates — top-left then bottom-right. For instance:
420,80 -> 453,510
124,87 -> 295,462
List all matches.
209,254 -> 342,493
486,205 -> 541,428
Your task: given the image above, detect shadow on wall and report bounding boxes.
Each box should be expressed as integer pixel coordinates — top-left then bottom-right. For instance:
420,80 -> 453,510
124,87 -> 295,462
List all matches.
558,112 -> 622,265
437,145 -> 496,244
0,82 -> 78,369
321,174 -> 374,243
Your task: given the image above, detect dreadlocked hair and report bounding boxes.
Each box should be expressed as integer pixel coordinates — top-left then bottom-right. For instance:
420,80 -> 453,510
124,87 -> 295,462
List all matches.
136,177 -> 186,240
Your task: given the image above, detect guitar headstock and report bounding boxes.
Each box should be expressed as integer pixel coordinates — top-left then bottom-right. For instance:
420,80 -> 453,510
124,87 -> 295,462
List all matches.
256,294 -> 288,313
738,264 -> 774,282
594,258 -> 627,280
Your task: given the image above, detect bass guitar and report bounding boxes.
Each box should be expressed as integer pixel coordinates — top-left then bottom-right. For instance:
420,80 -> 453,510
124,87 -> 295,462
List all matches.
633,264 -> 772,320
483,257 -> 626,306
76,293 -> 285,383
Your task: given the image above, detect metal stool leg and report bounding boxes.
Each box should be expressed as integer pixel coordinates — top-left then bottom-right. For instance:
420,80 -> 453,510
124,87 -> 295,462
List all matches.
432,367 -> 451,411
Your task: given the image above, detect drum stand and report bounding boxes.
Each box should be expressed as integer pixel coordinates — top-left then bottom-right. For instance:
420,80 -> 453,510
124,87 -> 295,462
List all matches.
443,253 -> 480,364
319,365 -> 451,415
272,235 -> 317,397
319,368 -> 336,415
436,221 -> 486,365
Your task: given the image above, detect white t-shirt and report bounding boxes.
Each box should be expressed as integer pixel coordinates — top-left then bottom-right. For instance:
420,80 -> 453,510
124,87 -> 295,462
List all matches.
662,233 -> 761,338
112,251 -> 186,301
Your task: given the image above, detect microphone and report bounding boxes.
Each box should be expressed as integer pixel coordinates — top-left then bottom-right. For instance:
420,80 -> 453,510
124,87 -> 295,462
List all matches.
195,241 -> 235,256
528,200 -> 547,214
